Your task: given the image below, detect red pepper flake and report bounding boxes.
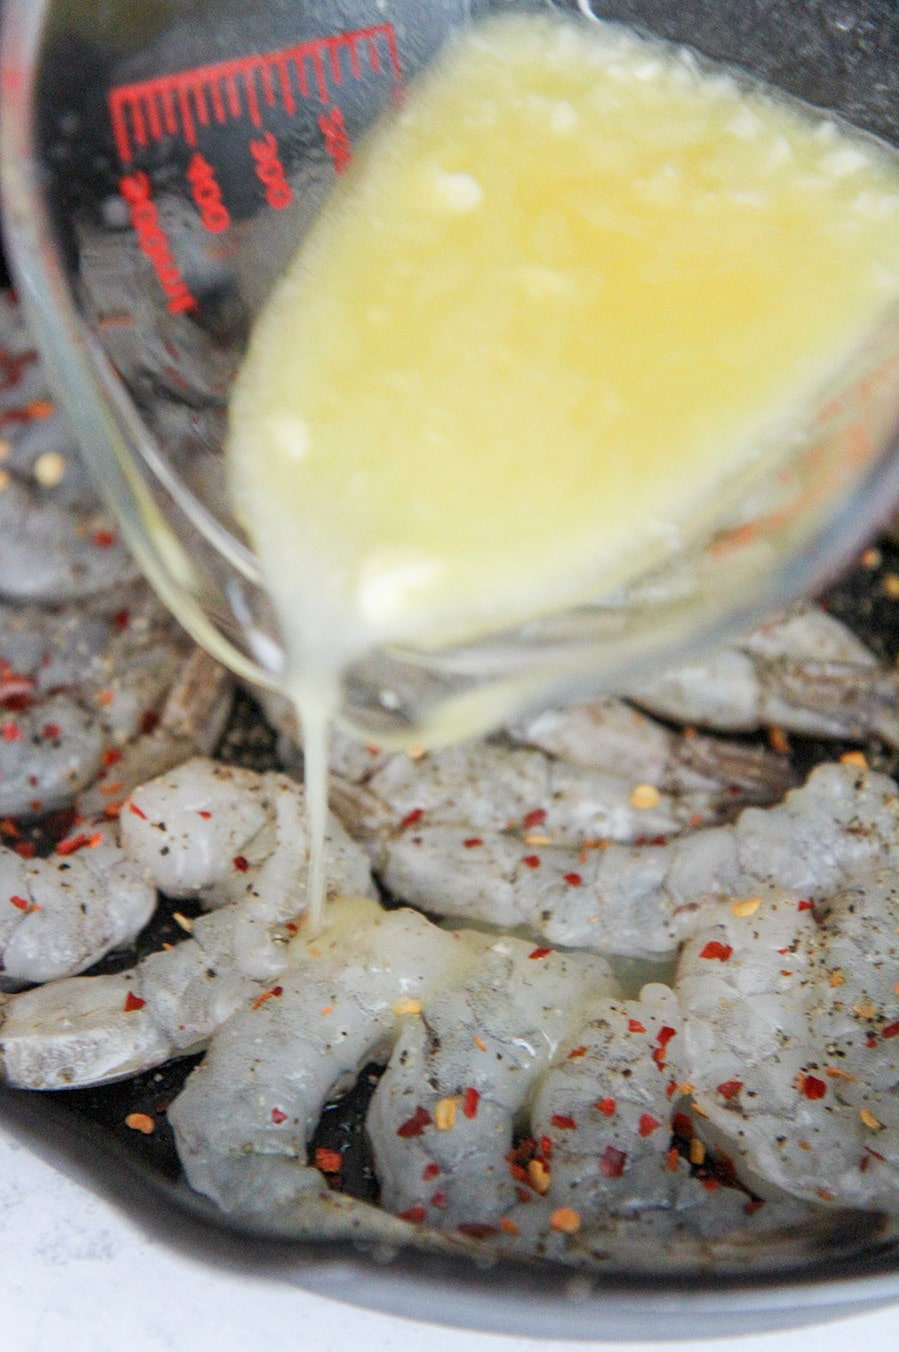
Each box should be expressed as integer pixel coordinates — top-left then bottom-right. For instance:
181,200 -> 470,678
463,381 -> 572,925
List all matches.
509,1163 -> 528,1183
797,899 -> 814,912
92,528 -> 117,548
314,1147 -> 343,1173
701,1178 -> 720,1192
800,1074 -> 827,1100
112,608 -> 130,630
101,747 -> 122,768
551,1114 -> 577,1131
41,722 -> 61,741
462,837 -> 483,849
399,807 -> 424,831
462,1087 -> 480,1119
628,1018 -> 646,1033
567,1045 -> 587,1060
429,1189 -> 449,1210
665,1146 -> 680,1172
528,947 -> 552,960
866,1034 -> 878,1049
13,842 -> 35,859
422,1162 -> 440,1181
650,1046 -> 667,1071
398,1206 -> 426,1224
666,1080 -> 677,1099
562,872 -> 582,886
539,1135 -> 553,1161
596,1097 -> 617,1117
699,940 -> 733,961
457,1223 -> 498,1240
233,855 -> 250,872
251,985 -> 284,1011
515,1187 -> 533,1205
270,1107 -> 288,1125
717,1080 -> 744,1101
522,808 -> 547,830
881,1021 -> 899,1039
0,347 -> 38,390
672,1111 -> 693,1137
123,991 -> 145,1012
25,399 -> 54,421
8,895 -> 30,911
197,810 -> 212,819
638,1114 -> 662,1137
0,721 -> 22,742
128,801 -> 147,820
396,1106 -> 433,1138
521,854 -> 541,869
599,1145 -> 627,1178
56,833 -> 91,856
656,1026 -> 677,1048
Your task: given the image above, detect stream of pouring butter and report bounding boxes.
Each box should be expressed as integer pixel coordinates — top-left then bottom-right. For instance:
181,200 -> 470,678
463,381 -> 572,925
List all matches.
227,13 -> 899,934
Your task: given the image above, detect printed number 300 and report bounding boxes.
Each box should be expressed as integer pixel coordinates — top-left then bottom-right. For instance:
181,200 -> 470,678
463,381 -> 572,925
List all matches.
251,132 -> 293,210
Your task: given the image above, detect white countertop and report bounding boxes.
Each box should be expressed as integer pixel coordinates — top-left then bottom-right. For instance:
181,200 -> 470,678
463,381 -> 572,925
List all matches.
2,1122 -> 899,1352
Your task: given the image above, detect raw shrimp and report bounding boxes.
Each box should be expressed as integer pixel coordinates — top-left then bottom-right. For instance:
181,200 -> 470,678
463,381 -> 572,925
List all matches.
0,295 -> 137,602
330,738 -> 736,855
374,762 -> 899,957
629,602 -> 899,747
167,895 -> 621,1236
0,292 -> 234,818
506,696 -> 795,804
675,872 -> 899,1212
169,901 -> 812,1254
0,587 -> 231,819
0,824 -> 155,989
261,686 -> 794,819
120,757 -> 375,979
2,758 -> 891,1257
0,759 -> 376,1087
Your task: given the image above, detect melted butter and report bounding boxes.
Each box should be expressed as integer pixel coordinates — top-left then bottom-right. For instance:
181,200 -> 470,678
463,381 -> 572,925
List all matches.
226,14 -> 899,929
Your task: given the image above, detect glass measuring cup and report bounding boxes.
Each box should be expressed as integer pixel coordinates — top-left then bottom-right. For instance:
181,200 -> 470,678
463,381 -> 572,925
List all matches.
2,0 -> 898,746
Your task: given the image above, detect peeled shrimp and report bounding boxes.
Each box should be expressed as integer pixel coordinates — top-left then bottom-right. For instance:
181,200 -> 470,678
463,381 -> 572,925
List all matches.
0,587 -> 230,819
0,759 -> 376,1086
168,895 -> 621,1235
506,696 -> 795,804
168,901 -> 812,1253
675,873 -> 899,1212
0,825 -> 155,989
330,737 -> 736,855
0,291 -> 136,601
374,762 -> 899,957
629,602 -> 899,747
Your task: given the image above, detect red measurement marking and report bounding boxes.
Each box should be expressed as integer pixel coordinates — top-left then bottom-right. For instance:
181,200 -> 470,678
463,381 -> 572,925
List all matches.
250,131 -> 292,209
319,107 -> 352,173
118,171 -> 197,314
186,152 -> 231,232
108,24 -> 401,163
